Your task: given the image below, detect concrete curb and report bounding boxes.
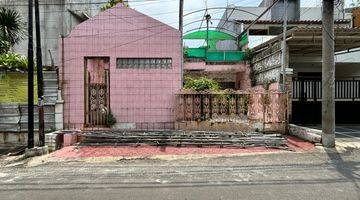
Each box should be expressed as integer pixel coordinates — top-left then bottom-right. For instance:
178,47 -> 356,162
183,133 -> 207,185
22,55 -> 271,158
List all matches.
24,146 -> 49,158
288,124 -> 322,143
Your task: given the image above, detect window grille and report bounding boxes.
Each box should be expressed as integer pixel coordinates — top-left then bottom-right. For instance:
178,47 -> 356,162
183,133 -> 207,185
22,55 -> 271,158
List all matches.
117,58 -> 172,69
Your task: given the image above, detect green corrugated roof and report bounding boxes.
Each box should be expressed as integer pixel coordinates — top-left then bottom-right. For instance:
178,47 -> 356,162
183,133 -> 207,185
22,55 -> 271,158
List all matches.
183,30 -> 236,40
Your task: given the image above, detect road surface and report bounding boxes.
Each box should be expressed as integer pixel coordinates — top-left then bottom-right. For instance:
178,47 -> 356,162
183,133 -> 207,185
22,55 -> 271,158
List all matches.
0,148 -> 359,200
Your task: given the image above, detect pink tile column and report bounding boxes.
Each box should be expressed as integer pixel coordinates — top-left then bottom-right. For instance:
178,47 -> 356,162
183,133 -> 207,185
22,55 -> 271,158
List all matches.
63,134 -> 78,147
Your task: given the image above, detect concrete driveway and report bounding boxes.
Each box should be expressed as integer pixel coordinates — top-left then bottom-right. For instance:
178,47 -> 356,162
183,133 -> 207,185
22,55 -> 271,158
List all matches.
335,125 -> 360,148
335,125 -> 360,139
307,125 -> 360,148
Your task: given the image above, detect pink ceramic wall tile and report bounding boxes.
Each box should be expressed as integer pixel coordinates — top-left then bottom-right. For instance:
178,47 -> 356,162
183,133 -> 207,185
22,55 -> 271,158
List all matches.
62,5 -> 181,129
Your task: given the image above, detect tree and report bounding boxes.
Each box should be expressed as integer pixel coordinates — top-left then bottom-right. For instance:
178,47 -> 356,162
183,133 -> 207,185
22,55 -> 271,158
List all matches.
0,38 -> 10,54
0,7 -> 25,52
101,0 -> 128,11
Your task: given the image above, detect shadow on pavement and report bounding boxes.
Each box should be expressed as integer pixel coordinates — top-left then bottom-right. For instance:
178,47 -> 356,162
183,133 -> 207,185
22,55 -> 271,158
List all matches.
325,147 -> 360,197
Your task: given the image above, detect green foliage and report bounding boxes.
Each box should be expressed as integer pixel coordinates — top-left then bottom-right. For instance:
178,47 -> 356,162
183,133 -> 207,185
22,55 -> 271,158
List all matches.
101,0 -> 127,11
0,38 -> 10,54
263,78 -> 277,90
0,72 -> 38,104
183,46 -> 189,56
244,48 -> 253,62
0,7 -> 25,49
184,76 -> 220,92
0,53 -> 27,71
106,109 -> 117,126
250,68 -> 256,86
241,95 -> 249,114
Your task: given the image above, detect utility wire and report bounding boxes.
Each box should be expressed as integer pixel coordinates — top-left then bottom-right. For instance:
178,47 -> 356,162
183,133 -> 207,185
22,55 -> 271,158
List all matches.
0,0 -> 177,7
57,27 -> 175,65
57,1 -> 260,65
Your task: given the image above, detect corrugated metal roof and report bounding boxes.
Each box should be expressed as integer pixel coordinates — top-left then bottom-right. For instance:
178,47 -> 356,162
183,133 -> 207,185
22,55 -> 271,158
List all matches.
287,27 -> 360,35
252,27 -> 360,55
236,19 -> 351,24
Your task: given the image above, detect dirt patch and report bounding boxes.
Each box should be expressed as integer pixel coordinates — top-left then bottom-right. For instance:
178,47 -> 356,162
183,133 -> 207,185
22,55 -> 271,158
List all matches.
51,145 -> 282,159
19,136 -> 316,167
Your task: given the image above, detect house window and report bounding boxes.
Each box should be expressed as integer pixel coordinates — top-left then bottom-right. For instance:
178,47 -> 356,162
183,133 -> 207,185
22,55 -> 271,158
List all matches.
117,58 -> 172,69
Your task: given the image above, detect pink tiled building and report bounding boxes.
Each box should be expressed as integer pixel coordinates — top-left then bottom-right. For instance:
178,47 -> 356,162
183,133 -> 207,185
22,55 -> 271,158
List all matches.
60,4 -> 181,130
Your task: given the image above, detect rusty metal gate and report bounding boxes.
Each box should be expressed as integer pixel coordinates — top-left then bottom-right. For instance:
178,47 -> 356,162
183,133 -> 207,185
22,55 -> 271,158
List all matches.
84,57 -> 110,127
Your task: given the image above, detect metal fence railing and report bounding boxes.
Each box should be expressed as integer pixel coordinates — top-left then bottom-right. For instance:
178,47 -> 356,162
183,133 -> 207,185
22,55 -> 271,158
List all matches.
176,91 -> 287,124
292,77 -> 360,101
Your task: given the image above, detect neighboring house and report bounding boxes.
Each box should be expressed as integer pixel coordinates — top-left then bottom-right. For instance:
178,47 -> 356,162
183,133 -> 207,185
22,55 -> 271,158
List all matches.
183,30 -> 251,90
0,0 -> 129,66
60,4 -> 181,130
216,0 -> 360,124
251,27 -> 360,124
180,29 -> 285,134
217,0 -> 348,48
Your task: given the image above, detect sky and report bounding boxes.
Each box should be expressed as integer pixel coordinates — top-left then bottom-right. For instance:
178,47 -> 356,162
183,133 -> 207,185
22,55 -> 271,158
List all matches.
129,0 -> 264,30
128,0 -> 354,47
128,0 -> 354,30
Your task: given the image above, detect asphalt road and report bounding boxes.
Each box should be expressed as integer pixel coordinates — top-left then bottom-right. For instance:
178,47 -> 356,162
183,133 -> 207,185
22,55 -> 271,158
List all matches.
0,148 -> 360,200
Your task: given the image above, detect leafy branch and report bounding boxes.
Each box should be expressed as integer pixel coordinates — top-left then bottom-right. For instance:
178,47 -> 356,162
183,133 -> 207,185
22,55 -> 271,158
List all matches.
101,0 -> 128,11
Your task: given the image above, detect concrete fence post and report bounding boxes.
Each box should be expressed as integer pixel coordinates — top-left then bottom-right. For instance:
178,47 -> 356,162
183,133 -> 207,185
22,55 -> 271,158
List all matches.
55,90 -> 64,130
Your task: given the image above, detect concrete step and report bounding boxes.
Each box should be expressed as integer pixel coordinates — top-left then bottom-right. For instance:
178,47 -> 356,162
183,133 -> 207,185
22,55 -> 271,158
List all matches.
0,104 -> 20,115
0,123 -> 21,132
43,94 -> 58,104
44,86 -> 58,90
44,87 -> 58,95
20,123 -> 56,132
79,131 -> 288,149
43,79 -> 58,82
19,105 -> 55,114
43,71 -> 58,79
43,79 -> 58,88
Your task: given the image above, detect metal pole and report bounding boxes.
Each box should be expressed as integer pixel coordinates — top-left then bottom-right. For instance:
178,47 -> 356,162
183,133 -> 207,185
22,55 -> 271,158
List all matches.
205,14 -> 211,59
206,16 -> 209,57
281,0 -> 288,91
27,0 -> 34,149
35,0 -> 45,147
322,0 -> 335,148
179,0 -> 184,87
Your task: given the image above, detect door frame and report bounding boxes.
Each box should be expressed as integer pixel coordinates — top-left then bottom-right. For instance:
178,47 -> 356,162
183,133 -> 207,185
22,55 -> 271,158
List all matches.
84,57 -> 110,128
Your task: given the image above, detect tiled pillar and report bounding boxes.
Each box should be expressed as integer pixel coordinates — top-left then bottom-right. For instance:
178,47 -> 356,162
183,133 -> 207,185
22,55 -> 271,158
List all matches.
63,133 -> 77,147
285,72 -> 293,125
